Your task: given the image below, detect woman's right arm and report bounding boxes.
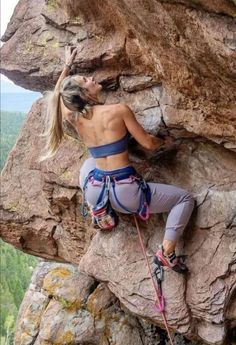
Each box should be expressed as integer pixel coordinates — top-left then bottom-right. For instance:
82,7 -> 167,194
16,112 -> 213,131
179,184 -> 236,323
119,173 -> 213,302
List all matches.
55,47 -> 77,92
57,47 -> 80,129
121,104 -> 166,150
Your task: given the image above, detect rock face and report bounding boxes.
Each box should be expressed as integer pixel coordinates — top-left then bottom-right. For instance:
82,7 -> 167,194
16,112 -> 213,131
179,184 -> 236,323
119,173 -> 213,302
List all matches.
1,0 -> 236,149
15,261 -> 153,345
0,1 -> 236,345
15,261 -> 204,345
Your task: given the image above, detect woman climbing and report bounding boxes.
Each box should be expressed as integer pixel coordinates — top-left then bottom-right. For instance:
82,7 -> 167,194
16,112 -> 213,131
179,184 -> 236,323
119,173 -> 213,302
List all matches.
39,47 -> 195,274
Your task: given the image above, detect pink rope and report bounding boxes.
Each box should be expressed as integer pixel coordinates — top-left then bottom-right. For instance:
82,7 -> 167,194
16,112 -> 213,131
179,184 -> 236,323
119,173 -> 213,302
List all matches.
133,215 -> 175,345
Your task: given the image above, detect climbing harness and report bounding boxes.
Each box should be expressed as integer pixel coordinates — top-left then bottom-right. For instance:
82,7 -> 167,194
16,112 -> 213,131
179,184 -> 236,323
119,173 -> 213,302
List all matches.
84,174 -> 119,230
81,166 -> 151,230
133,215 -> 175,345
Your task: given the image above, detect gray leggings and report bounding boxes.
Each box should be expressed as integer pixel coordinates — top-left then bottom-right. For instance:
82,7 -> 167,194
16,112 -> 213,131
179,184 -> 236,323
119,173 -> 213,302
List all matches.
80,158 -> 195,242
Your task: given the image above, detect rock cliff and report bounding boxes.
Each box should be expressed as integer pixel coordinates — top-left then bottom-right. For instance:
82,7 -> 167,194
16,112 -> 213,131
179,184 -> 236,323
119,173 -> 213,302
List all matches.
15,260 -> 200,345
0,1 -> 236,344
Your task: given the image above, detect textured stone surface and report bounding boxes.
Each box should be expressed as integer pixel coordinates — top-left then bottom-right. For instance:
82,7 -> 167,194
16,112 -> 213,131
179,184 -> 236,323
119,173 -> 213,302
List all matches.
14,261 -> 167,345
1,1 -> 236,344
0,99 -> 94,263
1,0 -> 236,148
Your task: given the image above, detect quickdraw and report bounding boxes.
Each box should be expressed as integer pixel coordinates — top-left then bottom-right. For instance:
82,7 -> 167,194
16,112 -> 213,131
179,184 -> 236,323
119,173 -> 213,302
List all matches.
153,259 -> 165,312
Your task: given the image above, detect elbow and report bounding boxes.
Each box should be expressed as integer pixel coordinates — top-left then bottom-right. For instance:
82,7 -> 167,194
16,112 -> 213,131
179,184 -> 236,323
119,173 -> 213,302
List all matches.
147,144 -> 157,151
143,138 -> 155,150
144,136 -> 164,151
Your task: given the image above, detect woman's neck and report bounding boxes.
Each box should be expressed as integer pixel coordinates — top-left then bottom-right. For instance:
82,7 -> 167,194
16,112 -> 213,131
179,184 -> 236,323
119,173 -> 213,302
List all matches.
81,106 -> 94,120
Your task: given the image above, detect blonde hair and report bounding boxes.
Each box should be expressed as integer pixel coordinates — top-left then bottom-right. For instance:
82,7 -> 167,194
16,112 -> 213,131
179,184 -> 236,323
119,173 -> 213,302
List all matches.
38,75 -> 97,162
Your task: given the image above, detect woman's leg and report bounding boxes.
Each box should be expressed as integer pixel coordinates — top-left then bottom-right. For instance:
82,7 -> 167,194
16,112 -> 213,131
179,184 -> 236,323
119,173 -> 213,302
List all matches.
148,183 -> 195,250
110,179 -> 142,213
148,182 -> 195,272
110,181 -> 195,245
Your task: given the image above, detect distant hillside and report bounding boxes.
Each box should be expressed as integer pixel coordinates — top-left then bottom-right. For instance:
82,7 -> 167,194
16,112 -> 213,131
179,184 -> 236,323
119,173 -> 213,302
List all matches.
0,110 -> 39,343
0,111 -> 26,170
1,92 -> 41,113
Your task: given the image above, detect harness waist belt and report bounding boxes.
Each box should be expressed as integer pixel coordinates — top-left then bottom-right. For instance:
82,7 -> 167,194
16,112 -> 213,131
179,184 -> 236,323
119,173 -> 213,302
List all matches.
91,166 -> 137,182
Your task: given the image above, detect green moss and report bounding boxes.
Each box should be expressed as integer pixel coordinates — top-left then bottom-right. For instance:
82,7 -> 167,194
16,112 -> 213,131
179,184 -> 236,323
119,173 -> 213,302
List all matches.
51,41 -> 60,49
60,170 -> 72,179
40,34 -> 53,47
58,297 -> 73,309
25,41 -> 34,52
93,33 -> 105,42
56,296 -> 85,312
71,15 -> 84,25
41,36 -> 48,47
7,202 -> 19,212
47,0 -> 58,11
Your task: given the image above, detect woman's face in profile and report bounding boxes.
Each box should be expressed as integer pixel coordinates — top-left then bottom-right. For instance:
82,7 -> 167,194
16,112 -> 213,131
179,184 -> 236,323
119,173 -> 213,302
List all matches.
75,75 -> 103,96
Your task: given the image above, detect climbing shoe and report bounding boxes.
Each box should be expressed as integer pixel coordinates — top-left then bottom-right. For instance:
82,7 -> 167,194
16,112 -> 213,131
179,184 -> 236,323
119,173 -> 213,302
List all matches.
154,246 -> 188,274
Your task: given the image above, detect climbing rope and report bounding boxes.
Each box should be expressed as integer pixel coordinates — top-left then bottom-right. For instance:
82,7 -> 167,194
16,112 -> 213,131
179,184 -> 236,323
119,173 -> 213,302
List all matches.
133,215 -> 175,345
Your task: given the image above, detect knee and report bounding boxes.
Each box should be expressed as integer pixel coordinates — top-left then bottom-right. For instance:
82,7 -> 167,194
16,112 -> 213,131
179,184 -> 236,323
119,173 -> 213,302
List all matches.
184,192 -> 195,208
179,191 -> 195,207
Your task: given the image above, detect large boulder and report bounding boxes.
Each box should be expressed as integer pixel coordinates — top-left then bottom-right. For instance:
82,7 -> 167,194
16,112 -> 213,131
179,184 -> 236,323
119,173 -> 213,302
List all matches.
14,261 -> 150,345
1,0 -> 236,149
0,1 -> 236,344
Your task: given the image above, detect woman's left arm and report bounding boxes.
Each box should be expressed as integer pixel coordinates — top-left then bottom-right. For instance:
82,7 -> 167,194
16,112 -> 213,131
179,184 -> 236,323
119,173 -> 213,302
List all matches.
55,46 -> 77,92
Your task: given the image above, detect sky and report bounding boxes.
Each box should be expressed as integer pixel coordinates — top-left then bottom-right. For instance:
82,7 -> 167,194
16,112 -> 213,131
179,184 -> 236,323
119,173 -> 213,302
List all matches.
1,0 -> 19,82
1,0 -> 18,36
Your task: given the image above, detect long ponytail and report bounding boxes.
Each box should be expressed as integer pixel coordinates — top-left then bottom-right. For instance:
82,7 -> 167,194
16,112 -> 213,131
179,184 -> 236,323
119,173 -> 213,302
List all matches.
38,90 -> 64,162
38,74 -> 100,162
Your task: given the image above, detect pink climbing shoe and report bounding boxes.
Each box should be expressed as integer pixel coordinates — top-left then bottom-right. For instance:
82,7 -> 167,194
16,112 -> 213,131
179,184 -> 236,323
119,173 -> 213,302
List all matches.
154,246 -> 188,274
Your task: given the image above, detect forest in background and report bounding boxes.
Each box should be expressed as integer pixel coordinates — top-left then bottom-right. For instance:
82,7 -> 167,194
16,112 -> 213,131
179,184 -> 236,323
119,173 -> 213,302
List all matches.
1,111 -> 25,170
1,110 -> 39,344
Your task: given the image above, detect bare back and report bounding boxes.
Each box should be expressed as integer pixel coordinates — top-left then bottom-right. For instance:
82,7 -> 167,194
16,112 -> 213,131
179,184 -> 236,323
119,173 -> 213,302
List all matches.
61,101 -> 130,170
78,104 -> 130,170
61,99 -> 161,170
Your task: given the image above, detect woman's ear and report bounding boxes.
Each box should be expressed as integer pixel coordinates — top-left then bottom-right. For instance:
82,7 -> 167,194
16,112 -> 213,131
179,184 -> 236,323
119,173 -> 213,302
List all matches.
83,90 -> 98,105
